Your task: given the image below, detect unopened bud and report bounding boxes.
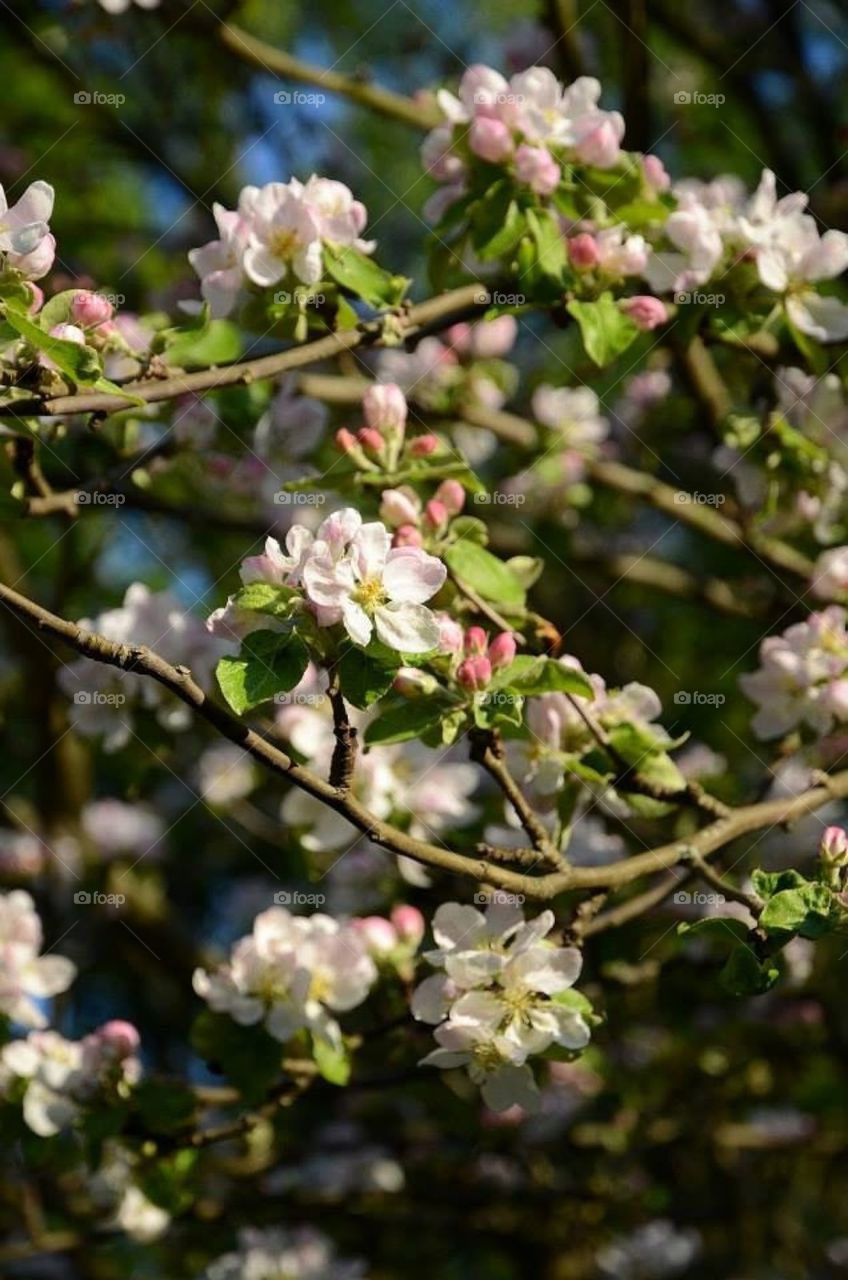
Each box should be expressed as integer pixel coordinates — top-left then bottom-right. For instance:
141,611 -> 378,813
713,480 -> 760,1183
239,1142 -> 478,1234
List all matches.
488,632 -> 517,669
409,434 -> 439,457
457,655 -> 492,690
393,524 -> 423,548
435,478 -> 465,516
464,626 -> 488,656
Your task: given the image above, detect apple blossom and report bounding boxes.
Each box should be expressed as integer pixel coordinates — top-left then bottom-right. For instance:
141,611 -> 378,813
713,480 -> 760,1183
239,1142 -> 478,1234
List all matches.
0,890 -> 76,1028
469,116 -> 513,163
413,901 -> 592,1110
193,906 -> 376,1050
532,384 -> 609,448
203,1226 -> 367,1280
188,203 -> 252,318
568,232 -> 601,270
0,180 -> 53,258
71,290 -> 114,328
811,547 -> 848,601
740,607 -> 848,739
302,517 -> 446,652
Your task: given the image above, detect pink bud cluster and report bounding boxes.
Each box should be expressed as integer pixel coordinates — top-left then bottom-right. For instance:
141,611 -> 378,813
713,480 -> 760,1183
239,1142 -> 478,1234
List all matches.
456,627 -> 517,690
379,478 -> 466,549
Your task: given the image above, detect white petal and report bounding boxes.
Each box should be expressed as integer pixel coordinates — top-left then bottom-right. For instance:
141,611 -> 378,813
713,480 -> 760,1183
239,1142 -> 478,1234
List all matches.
411,974 -> 452,1023
432,902 -> 484,951
481,1064 -> 539,1112
786,292 -> 848,343
383,548 -> 447,605
342,598 -> 373,646
375,603 -> 440,653
243,243 -> 285,287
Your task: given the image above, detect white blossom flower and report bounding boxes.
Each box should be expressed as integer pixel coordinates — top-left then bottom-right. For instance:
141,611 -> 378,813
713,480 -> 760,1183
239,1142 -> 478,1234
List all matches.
0,890 -> 76,1028
196,742 -> 256,807
81,799 -> 164,860
0,181 -> 53,257
811,546 -> 848,601
740,606 -> 848,739
203,1226 -> 367,1280
413,901 -> 592,1110
239,181 -> 323,288
531,384 -> 609,448
193,906 -> 376,1050
302,519 -> 446,652
596,1220 -> 701,1279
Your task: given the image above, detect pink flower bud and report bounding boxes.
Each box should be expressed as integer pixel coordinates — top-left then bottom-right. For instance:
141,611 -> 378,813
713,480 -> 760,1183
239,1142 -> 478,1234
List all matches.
621,295 -> 669,331
335,428 -> 358,454
469,116 -> 513,164
574,118 -> 622,168
435,478 -> 466,516
514,144 -> 561,196
642,153 -> 671,192
357,427 -> 385,453
488,631 -> 516,669
438,614 -> 464,653
380,487 -> 420,527
391,904 -> 425,947
444,322 -> 473,356
393,524 -> 423,548
26,284 -> 44,315
567,233 -> 601,270
95,1020 -> 141,1060
822,826 -> 848,862
409,434 -> 439,456
71,290 -> 113,328
468,315 -> 518,359
354,915 -> 398,955
457,655 -> 492,690
424,498 -> 449,530
465,626 -> 488,655
363,382 -> 407,436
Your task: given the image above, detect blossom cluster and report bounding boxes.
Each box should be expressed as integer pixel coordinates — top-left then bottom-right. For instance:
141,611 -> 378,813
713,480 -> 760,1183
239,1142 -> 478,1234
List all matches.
377,315 -> 518,415
59,584 -> 227,750
189,175 -> 373,317
210,504 -> 448,654
0,890 -> 76,1028
412,901 -> 592,1112
192,906 -> 378,1051
423,65 -> 624,215
647,169 -> 848,340
203,1226 -> 367,1280
1,1021 -> 141,1137
740,606 -> 848,740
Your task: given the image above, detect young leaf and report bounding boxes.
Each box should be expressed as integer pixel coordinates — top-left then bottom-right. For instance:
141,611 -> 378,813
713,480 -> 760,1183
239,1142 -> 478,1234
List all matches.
365,699 -> 447,746
2,303 -> 135,401
336,646 -> 399,710
312,1035 -> 351,1086
232,582 -> 298,618
567,292 -> 640,367
494,655 -> 594,699
323,244 -> 409,309
445,542 -> 526,610
216,630 -> 309,714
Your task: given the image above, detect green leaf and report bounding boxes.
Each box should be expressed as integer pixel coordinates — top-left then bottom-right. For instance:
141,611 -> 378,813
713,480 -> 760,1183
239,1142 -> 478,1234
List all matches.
566,292 -> 640,367
526,208 -> 568,283
312,1035 -> 351,1086
336,645 -> 399,710
677,917 -> 751,945
322,244 -> 409,309
720,945 -> 779,997
751,868 -> 806,898
139,1149 -> 199,1214
163,317 -> 242,369
365,699 -> 447,746
232,582 -> 298,618
216,630 -> 309,714
445,541 -> 526,610
494,655 -> 594,699
759,882 -> 836,940
472,182 -> 526,261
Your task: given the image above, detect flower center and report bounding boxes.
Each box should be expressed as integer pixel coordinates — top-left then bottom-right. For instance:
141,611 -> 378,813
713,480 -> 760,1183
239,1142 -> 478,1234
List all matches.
268,227 -> 299,259
353,576 -> 387,612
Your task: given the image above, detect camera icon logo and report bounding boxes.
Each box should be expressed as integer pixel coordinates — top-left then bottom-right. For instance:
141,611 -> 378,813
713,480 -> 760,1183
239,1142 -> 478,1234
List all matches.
74,891 -> 92,904
673,691 -> 692,705
674,91 -> 692,105
74,91 -> 92,105
673,891 -> 691,904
